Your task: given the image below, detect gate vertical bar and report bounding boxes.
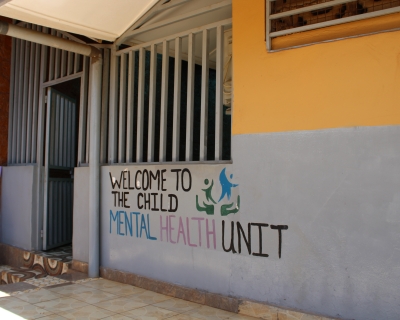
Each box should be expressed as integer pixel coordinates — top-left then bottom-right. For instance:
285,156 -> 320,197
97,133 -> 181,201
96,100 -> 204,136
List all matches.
147,43 -> 157,162
49,94 -> 56,166
100,49 -> 110,164
159,41 -> 169,162
26,34 -> 35,163
49,29 -> 56,81
55,33 -> 61,79
20,39 -> 30,163
16,39 -> 25,163
62,98 -> 68,167
68,51 -> 73,75
72,101 -> 76,166
11,38 -> 20,164
86,57 -> 92,163
126,51 -> 135,163
66,101 -> 71,168
118,54 -> 127,163
7,37 -> 15,164
108,47 -> 118,164
215,25 -> 224,161
74,53 -> 80,74
61,41 -> 67,77
185,33 -> 195,161
200,29 -> 209,161
31,30 -> 41,163
136,47 -> 145,162
54,95 -> 61,166
172,38 -> 182,162
77,57 -> 88,165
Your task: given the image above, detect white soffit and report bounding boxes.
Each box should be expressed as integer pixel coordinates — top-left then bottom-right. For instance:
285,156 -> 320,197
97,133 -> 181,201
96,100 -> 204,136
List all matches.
0,0 -> 159,41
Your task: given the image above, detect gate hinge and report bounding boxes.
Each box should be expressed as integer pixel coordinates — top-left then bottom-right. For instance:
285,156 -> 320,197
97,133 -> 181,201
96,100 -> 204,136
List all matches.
40,230 -> 43,238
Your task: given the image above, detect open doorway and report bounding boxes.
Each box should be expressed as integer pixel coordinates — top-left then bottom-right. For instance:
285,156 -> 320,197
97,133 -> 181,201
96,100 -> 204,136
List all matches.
42,78 -> 80,251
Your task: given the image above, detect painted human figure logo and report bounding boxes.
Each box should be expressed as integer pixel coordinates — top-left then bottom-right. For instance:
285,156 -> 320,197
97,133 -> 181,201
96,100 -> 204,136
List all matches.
196,168 -> 240,216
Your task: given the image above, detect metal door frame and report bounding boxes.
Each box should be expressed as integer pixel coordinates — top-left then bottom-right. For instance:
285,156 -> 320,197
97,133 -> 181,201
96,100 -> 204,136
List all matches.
42,87 -> 77,250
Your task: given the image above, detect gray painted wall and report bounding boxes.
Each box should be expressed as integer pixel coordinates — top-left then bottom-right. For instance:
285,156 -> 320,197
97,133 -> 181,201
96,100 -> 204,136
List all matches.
82,125 -> 399,320
72,167 -> 90,263
231,126 -> 400,320
0,165 -> 38,250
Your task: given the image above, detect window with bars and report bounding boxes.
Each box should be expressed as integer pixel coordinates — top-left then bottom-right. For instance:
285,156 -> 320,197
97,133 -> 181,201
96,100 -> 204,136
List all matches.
266,0 -> 400,50
108,20 -> 232,164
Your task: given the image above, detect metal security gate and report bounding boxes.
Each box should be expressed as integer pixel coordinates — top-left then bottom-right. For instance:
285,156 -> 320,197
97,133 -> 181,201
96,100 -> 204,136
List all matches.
43,88 -> 76,250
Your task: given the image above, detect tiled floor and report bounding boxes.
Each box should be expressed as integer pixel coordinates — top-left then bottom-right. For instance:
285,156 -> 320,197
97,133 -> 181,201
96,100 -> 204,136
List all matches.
0,276 -> 258,320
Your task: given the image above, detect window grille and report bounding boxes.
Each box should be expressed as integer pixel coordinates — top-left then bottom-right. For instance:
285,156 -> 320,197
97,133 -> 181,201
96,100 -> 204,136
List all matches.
266,0 -> 400,50
109,19 -> 232,164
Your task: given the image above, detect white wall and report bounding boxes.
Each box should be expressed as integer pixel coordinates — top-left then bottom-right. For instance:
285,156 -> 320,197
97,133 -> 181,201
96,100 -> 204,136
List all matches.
0,165 -> 38,250
72,166 -> 90,263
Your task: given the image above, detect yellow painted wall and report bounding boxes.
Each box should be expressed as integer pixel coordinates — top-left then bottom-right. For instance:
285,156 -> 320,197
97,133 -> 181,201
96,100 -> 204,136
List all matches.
232,0 -> 400,135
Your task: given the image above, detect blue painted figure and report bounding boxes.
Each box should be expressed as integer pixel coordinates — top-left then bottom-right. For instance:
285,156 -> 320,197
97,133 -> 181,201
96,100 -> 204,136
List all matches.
218,168 -> 238,202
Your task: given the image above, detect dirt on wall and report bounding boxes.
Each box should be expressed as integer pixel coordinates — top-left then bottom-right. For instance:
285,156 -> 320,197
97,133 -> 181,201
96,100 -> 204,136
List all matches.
0,17 -> 11,166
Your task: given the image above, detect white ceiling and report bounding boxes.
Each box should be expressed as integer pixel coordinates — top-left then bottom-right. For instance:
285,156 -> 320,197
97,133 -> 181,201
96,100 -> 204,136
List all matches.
0,0 -> 159,41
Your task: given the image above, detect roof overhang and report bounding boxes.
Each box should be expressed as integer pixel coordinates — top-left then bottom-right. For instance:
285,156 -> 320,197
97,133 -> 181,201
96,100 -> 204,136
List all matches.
0,0 -> 159,41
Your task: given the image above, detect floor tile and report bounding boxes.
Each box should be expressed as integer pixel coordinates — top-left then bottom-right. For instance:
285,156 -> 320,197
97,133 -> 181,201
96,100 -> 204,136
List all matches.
120,305 -> 177,319
73,277 -> 99,284
68,288 -> 118,304
10,288 -> 42,296
100,284 -> 146,296
81,279 -> 120,290
153,297 -> 201,313
25,276 -> 70,288
35,297 -> 89,313
227,313 -> 262,320
166,315 -> 202,320
16,288 -> 63,304
0,307 -> 29,319
3,303 -> 53,319
92,296 -> 148,312
56,304 -> 115,319
46,282 -> 74,290
184,305 -> 234,320
126,290 -> 172,304
36,315 -> 69,319
54,271 -> 90,283
47,283 -> 94,295
101,315 -> 134,320
0,296 -> 31,308
0,281 -> 38,293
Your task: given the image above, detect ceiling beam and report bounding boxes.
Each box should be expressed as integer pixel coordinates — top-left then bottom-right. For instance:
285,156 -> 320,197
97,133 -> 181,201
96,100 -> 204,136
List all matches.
117,0 -> 231,45
116,0 -> 192,46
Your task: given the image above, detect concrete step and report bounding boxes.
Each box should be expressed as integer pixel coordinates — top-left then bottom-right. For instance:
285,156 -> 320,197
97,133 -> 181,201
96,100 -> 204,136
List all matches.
0,244 -> 72,285
22,250 -> 70,277
0,265 -> 47,285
